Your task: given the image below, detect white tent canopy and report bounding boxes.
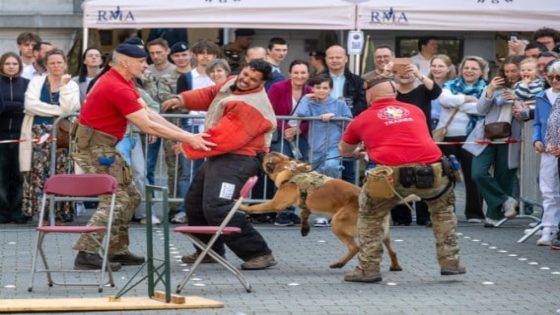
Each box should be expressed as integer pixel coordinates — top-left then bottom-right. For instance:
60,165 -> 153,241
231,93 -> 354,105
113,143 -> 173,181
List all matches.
82,0 -> 357,30
356,0 -> 560,32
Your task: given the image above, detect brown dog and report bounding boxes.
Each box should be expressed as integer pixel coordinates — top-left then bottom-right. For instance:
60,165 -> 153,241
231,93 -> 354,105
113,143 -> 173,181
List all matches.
239,152 -> 402,270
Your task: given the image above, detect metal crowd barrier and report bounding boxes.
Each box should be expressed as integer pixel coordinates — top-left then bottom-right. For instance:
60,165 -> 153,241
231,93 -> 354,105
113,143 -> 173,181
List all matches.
45,113 -> 358,219
46,113 -> 548,232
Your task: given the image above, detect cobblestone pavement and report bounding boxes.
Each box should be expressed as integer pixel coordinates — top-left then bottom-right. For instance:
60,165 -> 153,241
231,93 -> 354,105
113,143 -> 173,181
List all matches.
0,185 -> 559,315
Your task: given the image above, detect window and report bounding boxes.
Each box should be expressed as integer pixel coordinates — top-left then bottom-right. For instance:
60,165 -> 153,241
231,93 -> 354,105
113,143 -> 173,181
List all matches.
395,36 -> 464,65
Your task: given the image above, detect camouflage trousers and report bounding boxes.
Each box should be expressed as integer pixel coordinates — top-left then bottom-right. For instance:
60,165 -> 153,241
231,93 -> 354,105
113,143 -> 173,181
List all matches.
22,124 -> 72,219
72,144 -> 141,255
357,172 -> 459,271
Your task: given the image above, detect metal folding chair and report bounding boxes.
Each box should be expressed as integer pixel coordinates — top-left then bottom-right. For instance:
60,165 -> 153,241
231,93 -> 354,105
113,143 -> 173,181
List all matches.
174,176 -> 258,294
28,174 -> 118,293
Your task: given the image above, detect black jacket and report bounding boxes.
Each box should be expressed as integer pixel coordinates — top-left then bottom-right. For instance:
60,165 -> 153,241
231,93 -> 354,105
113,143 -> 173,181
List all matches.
0,75 -> 29,133
323,69 -> 367,117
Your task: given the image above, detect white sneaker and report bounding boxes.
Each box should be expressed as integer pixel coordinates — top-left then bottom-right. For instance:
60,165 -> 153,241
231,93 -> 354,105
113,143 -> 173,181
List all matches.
313,217 -> 330,227
502,197 -> 518,219
467,218 -> 483,223
536,228 -> 558,246
484,217 -> 500,227
171,212 -> 187,224
528,222 -> 539,228
140,215 -> 161,225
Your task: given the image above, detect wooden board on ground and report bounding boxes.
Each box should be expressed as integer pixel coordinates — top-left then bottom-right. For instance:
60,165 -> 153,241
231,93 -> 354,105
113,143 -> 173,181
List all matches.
0,296 -> 223,313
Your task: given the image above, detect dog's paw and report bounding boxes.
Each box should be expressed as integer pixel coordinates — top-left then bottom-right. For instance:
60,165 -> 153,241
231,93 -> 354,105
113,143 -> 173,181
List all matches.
329,262 -> 344,269
301,225 -> 310,237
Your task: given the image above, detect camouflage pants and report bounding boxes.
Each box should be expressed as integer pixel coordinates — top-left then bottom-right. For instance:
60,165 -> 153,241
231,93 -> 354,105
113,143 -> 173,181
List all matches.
72,144 -> 141,255
357,173 -> 459,271
163,138 -> 181,201
22,124 -> 72,218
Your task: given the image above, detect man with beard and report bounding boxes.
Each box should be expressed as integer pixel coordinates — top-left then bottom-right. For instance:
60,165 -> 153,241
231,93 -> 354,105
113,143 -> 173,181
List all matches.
21,41 -> 54,79
161,59 -> 278,270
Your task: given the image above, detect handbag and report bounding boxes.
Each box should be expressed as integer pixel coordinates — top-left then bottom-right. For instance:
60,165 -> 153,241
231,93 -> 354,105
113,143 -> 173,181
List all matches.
483,121 -> 511,140
56,118 -> 72,149
432,108 -> 459,142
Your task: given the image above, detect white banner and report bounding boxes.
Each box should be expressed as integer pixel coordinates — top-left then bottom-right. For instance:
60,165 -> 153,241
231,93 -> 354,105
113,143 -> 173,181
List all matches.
83,0 -> 357,30
357,0 -> 560,31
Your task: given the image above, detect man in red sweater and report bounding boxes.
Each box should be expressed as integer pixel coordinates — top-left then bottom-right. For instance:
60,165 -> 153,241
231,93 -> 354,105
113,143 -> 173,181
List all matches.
162,59 -> 277,270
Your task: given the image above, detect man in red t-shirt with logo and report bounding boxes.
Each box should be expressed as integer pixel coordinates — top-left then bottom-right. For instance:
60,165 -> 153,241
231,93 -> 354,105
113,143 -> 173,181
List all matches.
72,43 -> 215,271
339,78 -> 465,283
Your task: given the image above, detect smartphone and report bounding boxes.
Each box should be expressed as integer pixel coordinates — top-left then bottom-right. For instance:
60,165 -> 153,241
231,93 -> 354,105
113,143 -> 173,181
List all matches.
510,35 -> 518,42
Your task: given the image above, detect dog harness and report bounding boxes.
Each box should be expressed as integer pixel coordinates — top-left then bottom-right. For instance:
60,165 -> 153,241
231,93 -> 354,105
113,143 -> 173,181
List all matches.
287,171 -> 331,205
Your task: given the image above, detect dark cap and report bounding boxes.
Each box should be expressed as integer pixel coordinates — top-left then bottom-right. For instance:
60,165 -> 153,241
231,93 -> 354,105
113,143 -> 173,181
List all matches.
309,50 -> 325,58
170,41 -> 189,55
123,37 -> 145,46
235,28 -> 255,37
115,43 -> 147,58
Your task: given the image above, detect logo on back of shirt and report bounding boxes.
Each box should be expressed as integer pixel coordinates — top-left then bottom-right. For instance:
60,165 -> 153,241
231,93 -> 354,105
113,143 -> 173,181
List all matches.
377,106 -> 413,125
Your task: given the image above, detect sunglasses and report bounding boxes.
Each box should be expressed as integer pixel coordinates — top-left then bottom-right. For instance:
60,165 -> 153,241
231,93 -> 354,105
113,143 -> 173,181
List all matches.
548,75 -> 560,82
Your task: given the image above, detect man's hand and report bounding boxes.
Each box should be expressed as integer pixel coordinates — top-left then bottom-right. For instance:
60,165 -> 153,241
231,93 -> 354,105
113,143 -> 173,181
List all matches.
148,135 -> 158,144
182,132 -> 216,151
161,97 -> 182,112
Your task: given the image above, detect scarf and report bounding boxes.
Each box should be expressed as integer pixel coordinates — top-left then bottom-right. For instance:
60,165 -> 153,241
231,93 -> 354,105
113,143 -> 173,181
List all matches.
443,77 -> 487,134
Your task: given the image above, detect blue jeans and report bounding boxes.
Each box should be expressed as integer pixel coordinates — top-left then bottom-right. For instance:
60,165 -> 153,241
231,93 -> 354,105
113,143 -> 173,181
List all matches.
145,137 -> 161,186
312,147 -> 343,179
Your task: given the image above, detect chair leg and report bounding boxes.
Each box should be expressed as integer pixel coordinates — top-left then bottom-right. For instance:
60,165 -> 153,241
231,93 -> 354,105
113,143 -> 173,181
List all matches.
36,234 -> 55,286
176,234 -> 252,293
28,232 -> 43,292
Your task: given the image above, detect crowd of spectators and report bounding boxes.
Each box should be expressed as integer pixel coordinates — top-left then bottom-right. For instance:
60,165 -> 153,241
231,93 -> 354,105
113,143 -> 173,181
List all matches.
1,26 -> 560,250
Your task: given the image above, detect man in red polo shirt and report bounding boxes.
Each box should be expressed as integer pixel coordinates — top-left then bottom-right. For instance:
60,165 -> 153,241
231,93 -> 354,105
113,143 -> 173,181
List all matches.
72,43 -> 215,271
339,78 -> 465,283
161,59 -> 278,270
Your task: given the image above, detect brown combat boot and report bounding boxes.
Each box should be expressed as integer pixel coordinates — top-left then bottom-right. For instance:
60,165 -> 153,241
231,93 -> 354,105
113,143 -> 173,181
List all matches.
440,261 -> 467,275
344,266 -> 382,283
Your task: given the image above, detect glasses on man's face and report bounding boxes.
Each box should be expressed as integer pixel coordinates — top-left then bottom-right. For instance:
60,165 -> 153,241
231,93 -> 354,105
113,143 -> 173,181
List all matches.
548,75 -> 560,82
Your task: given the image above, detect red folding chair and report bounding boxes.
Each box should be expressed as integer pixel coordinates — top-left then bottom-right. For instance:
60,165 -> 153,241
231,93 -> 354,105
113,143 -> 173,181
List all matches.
28,174 -> 118,293
174,176 -> 258,293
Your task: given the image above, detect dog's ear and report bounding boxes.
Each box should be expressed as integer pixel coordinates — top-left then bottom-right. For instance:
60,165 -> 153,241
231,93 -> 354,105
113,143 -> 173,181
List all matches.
265,162 -> 276,174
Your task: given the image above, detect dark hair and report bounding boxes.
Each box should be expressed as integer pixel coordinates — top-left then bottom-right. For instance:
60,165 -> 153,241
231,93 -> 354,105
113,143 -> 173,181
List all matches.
0,52 -> 23,77
498,55 -> 524,88
190,39 -> 221,56
417,36 -> 438,51
532,27 -> 560,45
267,37 -> 287,50
307,74 -> 333,88
247,59 -> 272,81
77,47 -> 102,83
538,51 -> 559,59
17,32 -> 41,45
147,37 -> 169,50
87,51 -> 114,94
33,41 -> 52,52
525,41 -> 547,52
375,44 -> 394,53
288,59 -> 309,73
